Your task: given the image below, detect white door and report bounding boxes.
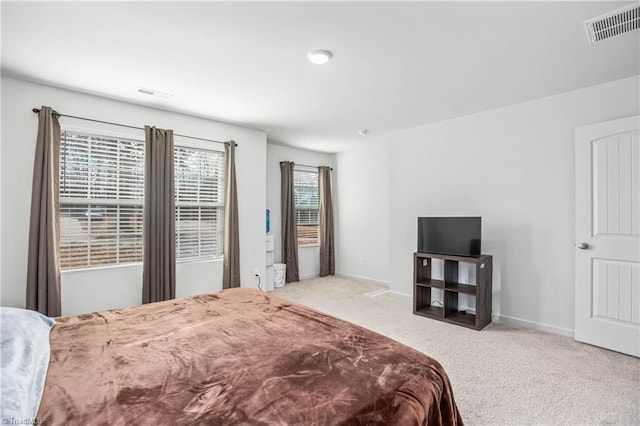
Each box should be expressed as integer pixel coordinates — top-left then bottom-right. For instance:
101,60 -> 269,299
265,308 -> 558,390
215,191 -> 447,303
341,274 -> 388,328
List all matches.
575,116 -> 640,357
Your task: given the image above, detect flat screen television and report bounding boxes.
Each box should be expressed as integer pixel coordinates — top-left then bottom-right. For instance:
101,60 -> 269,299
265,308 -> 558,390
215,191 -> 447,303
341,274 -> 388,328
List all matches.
417,217 -> 481,257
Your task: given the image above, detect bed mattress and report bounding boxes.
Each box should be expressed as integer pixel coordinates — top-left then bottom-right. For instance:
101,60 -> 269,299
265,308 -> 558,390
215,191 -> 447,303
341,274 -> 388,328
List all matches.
38,288 -> 462,425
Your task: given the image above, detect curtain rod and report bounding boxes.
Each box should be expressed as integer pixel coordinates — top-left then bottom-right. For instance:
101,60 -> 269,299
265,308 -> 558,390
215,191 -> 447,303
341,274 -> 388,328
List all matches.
32,108 -> 236,146
282,161 -> 333,171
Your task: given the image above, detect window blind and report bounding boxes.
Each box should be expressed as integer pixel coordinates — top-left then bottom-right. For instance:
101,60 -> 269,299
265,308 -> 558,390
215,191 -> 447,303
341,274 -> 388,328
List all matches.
58,129 -> 226,270
174,146 -> 225,260
59,131 -> 144,269
294,168 -> 319,245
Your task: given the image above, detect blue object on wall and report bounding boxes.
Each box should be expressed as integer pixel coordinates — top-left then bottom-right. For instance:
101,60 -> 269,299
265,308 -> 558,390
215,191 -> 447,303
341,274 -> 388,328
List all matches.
266,209 -> 271,233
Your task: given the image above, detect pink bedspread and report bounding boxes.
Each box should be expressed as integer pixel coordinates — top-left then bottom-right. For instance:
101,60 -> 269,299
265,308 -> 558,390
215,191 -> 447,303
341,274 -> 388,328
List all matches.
38,288 -> 463,425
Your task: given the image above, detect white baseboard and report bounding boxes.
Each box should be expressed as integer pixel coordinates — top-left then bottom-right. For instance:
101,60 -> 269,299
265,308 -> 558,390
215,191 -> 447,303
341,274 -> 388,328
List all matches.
388,291 -> 412,300
494,313 -> 574,338
335,272 -> 390,288
300,273 -> 320,280
333,274 -> 575,339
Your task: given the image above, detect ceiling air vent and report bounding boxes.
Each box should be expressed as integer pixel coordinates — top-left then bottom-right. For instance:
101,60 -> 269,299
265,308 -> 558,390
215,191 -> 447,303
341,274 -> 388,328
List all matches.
585,4 -> 640,44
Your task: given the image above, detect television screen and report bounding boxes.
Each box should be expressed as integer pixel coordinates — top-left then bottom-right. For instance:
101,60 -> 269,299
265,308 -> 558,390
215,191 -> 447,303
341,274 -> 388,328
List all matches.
417,217 -> 481,257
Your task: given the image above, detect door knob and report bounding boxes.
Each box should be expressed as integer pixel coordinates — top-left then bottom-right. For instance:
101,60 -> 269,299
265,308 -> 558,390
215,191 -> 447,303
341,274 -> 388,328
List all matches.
576,242 -> 589,250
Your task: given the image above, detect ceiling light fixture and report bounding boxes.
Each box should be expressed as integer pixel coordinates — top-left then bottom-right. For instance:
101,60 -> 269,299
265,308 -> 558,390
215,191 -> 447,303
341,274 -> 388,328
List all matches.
358,129 -> 369,136
307,49 -> 332,65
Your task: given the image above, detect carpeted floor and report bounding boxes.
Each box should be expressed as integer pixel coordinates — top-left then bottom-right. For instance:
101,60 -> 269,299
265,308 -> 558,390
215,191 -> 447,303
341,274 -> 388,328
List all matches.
271,276 -> 640,425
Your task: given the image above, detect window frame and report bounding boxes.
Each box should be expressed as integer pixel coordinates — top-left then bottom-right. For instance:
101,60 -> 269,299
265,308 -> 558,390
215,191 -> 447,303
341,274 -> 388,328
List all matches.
293,165 -> 320,247
173,136 -> 226,263
57,120 -> 226,272
58,121 -> 146,271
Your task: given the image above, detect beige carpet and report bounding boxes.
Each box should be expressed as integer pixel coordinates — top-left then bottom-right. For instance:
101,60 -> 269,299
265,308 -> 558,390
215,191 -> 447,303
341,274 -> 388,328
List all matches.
271,276 -> 640,425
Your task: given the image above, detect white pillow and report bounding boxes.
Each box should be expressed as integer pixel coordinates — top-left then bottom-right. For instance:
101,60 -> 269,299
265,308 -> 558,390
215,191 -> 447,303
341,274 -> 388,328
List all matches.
0,307 -> 55,424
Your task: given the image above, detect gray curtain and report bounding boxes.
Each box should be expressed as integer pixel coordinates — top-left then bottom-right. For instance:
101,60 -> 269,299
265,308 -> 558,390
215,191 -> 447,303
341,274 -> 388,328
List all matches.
223,141 -> 240,289
26,106 -> 62,316
280,161 -> 299,283
318,166 -> 335,276
142,126 -> 176,304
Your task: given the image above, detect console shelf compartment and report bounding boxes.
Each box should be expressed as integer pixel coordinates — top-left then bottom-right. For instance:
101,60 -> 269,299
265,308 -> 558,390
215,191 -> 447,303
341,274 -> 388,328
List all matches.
413,252 -> 492,330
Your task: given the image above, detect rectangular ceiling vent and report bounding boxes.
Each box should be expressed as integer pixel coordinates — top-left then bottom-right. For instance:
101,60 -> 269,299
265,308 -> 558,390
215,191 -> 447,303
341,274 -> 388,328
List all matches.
585,4 -> 640,44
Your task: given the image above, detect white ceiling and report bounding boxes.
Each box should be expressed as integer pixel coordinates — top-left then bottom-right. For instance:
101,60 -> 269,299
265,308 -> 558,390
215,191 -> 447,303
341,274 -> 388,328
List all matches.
2,1 -> 638,152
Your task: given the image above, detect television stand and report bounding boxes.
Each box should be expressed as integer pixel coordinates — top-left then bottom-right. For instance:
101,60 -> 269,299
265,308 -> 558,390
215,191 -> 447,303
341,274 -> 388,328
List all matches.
413,252 -> 492,330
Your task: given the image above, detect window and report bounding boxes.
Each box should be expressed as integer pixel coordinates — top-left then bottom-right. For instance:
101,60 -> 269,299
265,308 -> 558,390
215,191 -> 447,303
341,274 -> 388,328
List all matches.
58,127 -> 225,270
59,130 -> 145,269
294,167 -> 319,245
174,145 -> 225,260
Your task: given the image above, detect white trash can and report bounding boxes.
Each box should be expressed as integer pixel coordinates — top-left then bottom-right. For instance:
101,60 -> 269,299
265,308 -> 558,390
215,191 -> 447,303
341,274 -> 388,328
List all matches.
274,263 -> 286,288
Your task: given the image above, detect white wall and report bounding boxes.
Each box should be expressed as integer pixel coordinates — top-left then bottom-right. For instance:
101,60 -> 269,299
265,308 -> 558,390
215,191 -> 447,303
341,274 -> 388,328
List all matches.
1,76 -> 267,316
386,76 -> 640,334
266,143 -> 336,281
334,138 -> 391,286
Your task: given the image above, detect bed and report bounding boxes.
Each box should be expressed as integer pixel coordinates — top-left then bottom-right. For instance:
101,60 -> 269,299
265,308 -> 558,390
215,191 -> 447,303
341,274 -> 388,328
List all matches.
4,288 -> 463,425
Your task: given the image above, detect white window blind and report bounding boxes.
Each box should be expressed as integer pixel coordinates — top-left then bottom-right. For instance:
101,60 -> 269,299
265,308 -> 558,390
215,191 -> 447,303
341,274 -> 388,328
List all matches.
294,168 -> 319,245
59,129 -> 227,270
59,130 -> 145,269
174,145 -> 225,260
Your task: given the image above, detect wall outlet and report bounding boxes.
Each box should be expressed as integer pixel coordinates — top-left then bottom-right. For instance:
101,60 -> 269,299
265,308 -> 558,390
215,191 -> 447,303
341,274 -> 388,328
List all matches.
253,268 -> 260,277
359,257 -> 365,265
